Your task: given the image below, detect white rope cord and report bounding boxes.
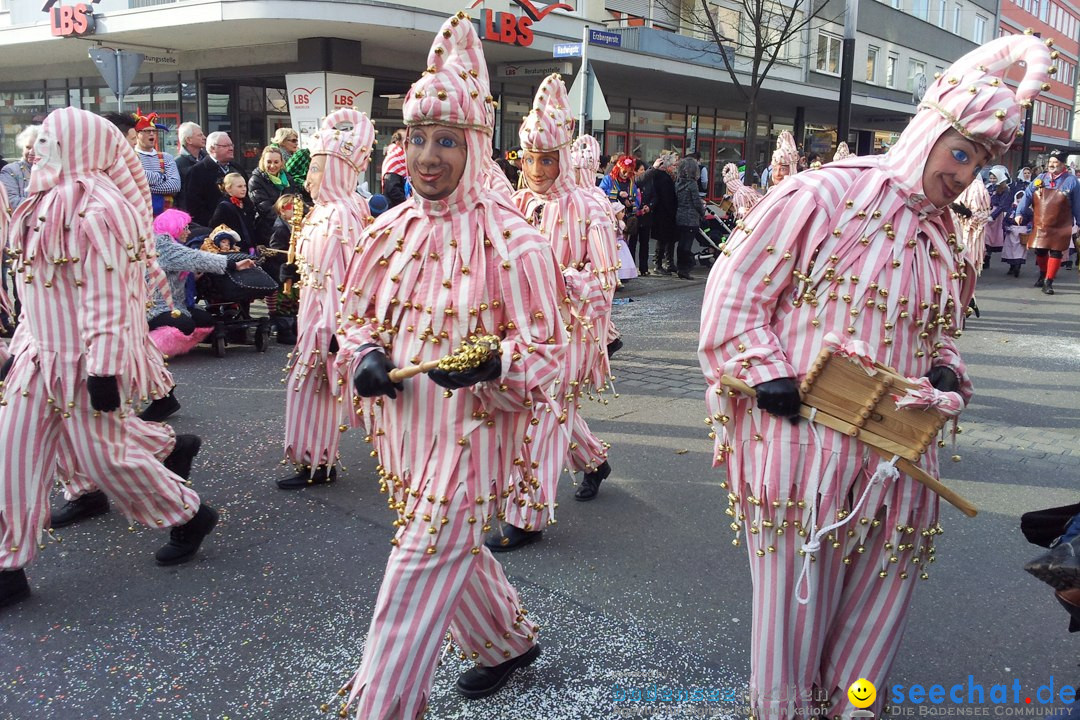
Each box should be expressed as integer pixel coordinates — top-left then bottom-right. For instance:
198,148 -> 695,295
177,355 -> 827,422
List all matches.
795,408 -> 901,605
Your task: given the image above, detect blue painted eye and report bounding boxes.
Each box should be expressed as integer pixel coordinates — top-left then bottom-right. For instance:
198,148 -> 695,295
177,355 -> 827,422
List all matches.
951,149 -> 969,163
437,136 -> 458,148
409,135 -> 424,146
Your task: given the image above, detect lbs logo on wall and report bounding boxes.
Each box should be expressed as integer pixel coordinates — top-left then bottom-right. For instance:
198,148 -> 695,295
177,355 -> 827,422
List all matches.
470,0 -> 574,47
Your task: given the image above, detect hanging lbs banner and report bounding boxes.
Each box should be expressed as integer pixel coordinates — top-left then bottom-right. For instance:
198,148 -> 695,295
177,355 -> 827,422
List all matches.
285,73 -> 375,148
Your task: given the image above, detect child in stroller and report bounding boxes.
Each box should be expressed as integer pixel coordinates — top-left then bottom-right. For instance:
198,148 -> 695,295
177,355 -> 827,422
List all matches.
692,200 -> 734,268
188,225 -> 278,357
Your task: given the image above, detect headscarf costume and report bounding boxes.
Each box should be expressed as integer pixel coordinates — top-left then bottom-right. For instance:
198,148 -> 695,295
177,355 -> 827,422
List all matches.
698,35 -> 1051,720
333,14 -> 565,718
722,161 -> 762,219
500,76 -> 620,534
951,177 -> 993,273
832,141 -> 853,162
769,129 -> 799,185
0,108 -> 201,572
282,108 -> 374,472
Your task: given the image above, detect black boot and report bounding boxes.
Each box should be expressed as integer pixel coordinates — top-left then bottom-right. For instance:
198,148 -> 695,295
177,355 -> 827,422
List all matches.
485,524 -> 543,553
0,569 -> 30,610
274,316 -> 297,345
1035,273 -> 1046,288
155,503 -> 219,566
138,389 -> 180,422
163,435 -> 202,481
1043,279 -> 1055,295
51,490 -> 110,528
277,464 -> 336,490
968,297 -> 980,318
606,337 -> 623,358
575,461 -> 611,501
456,644 -> 541,699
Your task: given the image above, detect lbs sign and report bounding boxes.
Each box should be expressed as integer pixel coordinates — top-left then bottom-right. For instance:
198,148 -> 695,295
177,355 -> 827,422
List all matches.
48,2 -> 97,36
473,0 -> 573,47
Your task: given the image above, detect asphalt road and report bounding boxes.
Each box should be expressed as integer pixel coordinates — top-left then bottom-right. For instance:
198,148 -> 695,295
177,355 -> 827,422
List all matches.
1,261 -> 1078,720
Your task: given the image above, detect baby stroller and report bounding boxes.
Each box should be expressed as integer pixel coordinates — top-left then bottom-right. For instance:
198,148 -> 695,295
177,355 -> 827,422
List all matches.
187,232 -> 278,357
693,200 -> 734,268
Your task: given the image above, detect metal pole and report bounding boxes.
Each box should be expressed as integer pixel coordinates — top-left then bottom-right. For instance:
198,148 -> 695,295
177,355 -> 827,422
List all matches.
579,24 -> 589,132
115,49 -> 124,113
836,0 -> 858,148
1020,102 -> 1034,169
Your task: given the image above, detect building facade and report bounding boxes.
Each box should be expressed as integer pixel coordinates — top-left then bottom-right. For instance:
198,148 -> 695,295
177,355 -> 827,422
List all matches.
0,0 -> 1016,196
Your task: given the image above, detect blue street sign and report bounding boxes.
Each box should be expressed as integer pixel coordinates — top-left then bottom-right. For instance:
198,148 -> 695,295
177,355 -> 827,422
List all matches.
553,42 -> 583,58
588,29 -> 622,47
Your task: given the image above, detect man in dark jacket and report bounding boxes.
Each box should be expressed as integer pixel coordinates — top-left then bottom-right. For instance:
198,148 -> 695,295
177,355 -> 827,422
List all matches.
182,131 -> 243,227
174,122 -> 207,209
643,153 -> 677,274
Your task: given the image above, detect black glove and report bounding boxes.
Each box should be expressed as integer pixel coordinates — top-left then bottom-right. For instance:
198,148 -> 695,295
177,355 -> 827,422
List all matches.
428,353 -> 502,390
87,375 -> 121,413
328,335 -> 339,354
352,351 -> 403,399
753,378 -> 801,419
279,263 -> 300,284
926,366 -> 960,393
0,356 -> 13,383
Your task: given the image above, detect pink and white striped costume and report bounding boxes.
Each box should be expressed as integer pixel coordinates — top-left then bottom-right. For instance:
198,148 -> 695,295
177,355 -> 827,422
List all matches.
332,14 -> 566,719
571,134 -> 622,346
503,76 -> 619,532
0,108 -> 200,570
698,36 -> 1051,720
722,162 -> 762,220
282,109 -> 374,471
952,178 -> 993,274
832,142 -> 853,162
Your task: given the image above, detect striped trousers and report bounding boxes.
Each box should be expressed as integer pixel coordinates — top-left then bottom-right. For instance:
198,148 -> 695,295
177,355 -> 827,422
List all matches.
283,362 -> 348,469
0,375 -> 199,571
345,485 -> 538,720
60,419 -> 176,500
504,394 -> 606,532
743,500 -> 923,720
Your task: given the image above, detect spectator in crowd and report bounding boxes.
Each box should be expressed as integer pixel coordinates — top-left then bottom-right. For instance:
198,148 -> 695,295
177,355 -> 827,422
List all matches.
174,121 -> 206,208
674,156 -> 706,280
147,209 -> 254,335
494,147 -> 519,188
248,146 -> 295,246
133,111 -> 181,216
208,172 -> 257,252
381,127 -> 408,207
633,156 -> 658,274
688,150 -> 708,194
265,192 -> 304,345
184,131 -> 243,226
102,111 -> 138,146
646,153 -> 678,274
0,124 -> 39,208
270,127 -> 299,164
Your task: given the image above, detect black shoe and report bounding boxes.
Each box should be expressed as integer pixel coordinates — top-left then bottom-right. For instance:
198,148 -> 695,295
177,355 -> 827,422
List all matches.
658,267 -> 674,275
276,464 -> 336,490
138,390 -> 180,422
1035,274 -> 1046,288
575,461 -> 611,501
1043,280 -> 1055,295
1026,538 -> 1080,591
485,524 -> 543,553
155,503 -> 219,566
677,272 -> 693,280
456,644 -> 541,699
163,435 -> 202,481
0,569 -> 30,610
50,490 -> 110,528
968,298 -> 980,318
606,337 -> 623,358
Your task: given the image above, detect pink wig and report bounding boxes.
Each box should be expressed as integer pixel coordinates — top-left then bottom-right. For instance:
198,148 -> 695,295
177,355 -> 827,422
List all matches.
153,208 -> 192,241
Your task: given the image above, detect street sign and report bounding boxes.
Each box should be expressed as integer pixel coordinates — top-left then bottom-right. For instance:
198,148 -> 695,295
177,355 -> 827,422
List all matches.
568,61 -> 610,123
496,60 -> 573,78
588,29 -> 622,47
553,42 -> 582,58
88,47 -> 144,109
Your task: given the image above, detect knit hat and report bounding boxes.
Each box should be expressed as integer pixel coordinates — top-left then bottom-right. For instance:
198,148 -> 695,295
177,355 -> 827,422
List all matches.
403,11 -> 495,134
308,108 -> 375,203
833,142 -> 853,162
368,193 -> 389,216
771,130 -> 799,175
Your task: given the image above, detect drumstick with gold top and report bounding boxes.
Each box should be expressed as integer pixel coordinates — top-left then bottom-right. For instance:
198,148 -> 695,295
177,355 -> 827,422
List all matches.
388,335 -> 501,382
284,197 -> 304,294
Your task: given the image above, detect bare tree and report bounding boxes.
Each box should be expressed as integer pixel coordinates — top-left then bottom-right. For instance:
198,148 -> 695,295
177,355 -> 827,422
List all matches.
657,0 -> 839,171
